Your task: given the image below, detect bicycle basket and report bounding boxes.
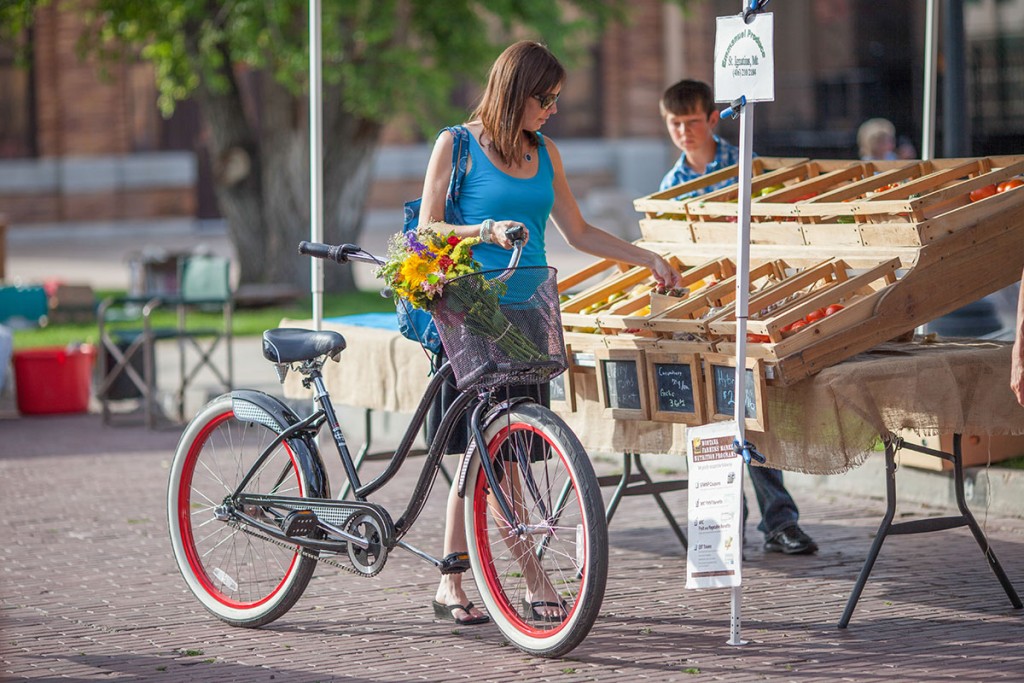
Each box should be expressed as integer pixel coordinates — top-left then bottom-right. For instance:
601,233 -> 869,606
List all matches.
431,266 -> 568,391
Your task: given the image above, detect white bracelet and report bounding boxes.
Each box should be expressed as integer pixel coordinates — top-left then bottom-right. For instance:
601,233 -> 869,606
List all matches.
480,219 -> 495,243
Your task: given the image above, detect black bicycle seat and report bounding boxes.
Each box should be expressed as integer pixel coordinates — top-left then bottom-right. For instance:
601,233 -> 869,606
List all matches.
262,328 -> 347,363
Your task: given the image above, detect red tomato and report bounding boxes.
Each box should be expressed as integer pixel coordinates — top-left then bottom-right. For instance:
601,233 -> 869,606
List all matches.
825,303 -> 845,316
789,320 -> 808,333
997,179 -> 1024,193
746,334 -> 770,343
970,184 -> 998,202
805,308 -> 827,323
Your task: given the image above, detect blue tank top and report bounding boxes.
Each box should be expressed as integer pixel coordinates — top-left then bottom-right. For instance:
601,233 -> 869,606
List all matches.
457,130 -> 554,272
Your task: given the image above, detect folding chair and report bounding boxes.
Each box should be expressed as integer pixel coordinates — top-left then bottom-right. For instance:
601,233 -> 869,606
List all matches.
171,254 -> 234,421
97,253 -> 233,428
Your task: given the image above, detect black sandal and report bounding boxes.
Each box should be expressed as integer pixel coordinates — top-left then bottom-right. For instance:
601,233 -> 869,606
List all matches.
432,600 -> 490,625
521,598 -> 569,623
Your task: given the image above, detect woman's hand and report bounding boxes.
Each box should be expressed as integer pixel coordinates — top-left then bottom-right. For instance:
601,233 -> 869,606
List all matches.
647,253 -> 683,290
481,219 -> 529,250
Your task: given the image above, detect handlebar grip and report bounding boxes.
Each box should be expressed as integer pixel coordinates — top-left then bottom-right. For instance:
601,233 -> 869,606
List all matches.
299,241 -> 329,257
505,225 -> 526,243
298,241 -> 349,263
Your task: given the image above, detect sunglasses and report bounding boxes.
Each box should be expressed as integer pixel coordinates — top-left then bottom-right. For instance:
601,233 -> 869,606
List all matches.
532,92 -> 560,110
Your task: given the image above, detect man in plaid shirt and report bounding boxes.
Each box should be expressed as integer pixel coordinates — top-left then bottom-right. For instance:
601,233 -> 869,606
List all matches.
658,79 -> 818,556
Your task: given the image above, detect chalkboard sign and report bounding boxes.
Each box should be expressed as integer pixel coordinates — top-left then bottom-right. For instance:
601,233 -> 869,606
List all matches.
549,344 -> 576,412
644,351 -> 705,425
702,353 -> 767,431
595,348 -> 649,419
655,363 -> 695,412
712,365 -> 757,419
603,360 -> 642,410
550,372 -> 566,402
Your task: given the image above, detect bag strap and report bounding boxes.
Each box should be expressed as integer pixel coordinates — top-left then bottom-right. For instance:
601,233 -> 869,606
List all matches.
444,125 -> 471,224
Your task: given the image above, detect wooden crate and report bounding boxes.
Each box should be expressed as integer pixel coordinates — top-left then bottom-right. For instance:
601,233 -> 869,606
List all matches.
708,257 -> 902,362
633,155 -> 1024,270
626,154 -> 1024,386
642,260 -> 785,339
556,155 -> 1024,394
557,254 -> 730,334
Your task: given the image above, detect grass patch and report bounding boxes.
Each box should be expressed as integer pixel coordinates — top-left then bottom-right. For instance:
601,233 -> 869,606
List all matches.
11,290 -> 392,350
1000,455 -> 1024,470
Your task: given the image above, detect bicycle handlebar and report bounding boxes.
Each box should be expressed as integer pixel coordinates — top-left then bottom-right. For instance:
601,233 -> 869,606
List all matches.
300,226 -> 526,272
504,225 -> 525,273
298,241 -> 381,265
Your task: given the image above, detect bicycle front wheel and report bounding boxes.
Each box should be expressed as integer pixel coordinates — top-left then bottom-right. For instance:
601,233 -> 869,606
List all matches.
167,394 -> 318,627
465,402 -> 608,658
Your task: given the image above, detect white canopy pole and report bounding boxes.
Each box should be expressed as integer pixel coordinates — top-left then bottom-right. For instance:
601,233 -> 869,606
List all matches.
728,99 -> 755,647
309,0 -> 324,329
922,0 -> 939,160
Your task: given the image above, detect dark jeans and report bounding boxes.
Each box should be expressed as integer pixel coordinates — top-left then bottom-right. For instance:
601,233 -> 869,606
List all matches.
743,465 -> 800,539
424,351 -> 550,455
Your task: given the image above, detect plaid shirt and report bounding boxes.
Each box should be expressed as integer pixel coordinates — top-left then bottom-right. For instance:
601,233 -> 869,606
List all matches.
659,136 -> 753,197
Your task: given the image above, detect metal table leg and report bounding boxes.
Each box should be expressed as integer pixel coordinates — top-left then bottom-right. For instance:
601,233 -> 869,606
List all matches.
838,432 -> 1021,628
598,452 -> 688,551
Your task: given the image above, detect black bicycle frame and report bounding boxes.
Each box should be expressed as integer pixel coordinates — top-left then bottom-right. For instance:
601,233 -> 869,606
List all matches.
228,354 -> 535,550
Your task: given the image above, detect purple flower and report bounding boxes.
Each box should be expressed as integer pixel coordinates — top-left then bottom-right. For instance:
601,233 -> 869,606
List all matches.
405,231 -> 430,255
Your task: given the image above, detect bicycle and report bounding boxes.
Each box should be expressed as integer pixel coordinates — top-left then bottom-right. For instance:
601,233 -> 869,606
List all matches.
166,235 -> 608,658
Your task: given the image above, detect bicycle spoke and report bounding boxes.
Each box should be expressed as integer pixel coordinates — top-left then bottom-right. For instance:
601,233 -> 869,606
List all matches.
169,398 -> 317,624
465,403 -> 607,656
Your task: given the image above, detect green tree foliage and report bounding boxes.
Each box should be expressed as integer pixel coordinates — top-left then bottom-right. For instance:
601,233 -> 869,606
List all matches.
2,0 -> 646,290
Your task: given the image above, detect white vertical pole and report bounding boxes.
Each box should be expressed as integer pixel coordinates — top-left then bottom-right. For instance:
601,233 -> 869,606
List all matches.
728,100 -> 754,648
309,0 -> 324,329
922,0 -> 939,161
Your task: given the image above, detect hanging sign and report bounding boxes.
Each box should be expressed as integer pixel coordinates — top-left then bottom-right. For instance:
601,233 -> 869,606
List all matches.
685,420 -> 744,589
714,12 -> 775,103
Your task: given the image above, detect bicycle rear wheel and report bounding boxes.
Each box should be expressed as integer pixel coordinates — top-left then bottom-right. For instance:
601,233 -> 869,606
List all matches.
167,394 -> 318,627
464,402 -> 608,657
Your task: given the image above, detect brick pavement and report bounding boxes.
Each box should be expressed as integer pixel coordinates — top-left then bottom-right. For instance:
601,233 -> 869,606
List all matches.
2,412 -> 1023,682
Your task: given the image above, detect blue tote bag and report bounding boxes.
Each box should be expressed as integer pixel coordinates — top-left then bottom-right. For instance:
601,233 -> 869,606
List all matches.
397,125 -> 471,353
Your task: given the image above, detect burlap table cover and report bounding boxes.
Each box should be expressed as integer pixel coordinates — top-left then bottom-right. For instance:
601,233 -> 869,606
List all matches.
280,318 -> 433,414
281,320 -> 1024,475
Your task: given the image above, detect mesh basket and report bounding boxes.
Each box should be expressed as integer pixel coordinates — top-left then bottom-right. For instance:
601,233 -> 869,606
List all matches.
431,266 -> 567,391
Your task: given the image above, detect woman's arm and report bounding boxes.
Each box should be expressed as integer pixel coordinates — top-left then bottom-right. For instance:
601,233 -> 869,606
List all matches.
1012,266 -> 1024,407
546,138 -> 682,289
416,129 -> 523,249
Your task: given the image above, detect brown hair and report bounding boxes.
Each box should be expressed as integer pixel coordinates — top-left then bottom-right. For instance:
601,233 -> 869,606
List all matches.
659,79 -> 715,117
471,41 -> 565,167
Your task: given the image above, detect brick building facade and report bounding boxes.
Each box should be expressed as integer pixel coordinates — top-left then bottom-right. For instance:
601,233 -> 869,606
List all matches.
0,3 -> 197,225
2,0 -> 1022,231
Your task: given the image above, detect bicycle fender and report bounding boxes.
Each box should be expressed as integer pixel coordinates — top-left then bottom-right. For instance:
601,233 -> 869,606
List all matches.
230,389 -> 330,499
456,396 -> 534,498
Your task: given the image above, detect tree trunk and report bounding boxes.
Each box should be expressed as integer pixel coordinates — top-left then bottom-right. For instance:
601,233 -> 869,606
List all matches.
321,81 -> 382,293
193,69 -> 381,293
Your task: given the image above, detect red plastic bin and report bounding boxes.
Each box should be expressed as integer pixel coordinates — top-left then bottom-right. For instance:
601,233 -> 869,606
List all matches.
12,345 -> 96,415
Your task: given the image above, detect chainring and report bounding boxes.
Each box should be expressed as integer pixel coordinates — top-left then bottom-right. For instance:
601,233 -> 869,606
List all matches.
345,512 -> 388,576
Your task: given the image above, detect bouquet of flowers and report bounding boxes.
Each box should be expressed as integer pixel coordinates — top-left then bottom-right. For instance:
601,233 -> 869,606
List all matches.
377,225 -> 543,362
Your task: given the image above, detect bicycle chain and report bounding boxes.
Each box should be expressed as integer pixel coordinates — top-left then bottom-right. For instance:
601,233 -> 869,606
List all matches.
232,522 -> 385,577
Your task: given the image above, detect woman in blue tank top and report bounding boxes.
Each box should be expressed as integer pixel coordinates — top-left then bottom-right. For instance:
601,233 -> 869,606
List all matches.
417,41 -> 683,627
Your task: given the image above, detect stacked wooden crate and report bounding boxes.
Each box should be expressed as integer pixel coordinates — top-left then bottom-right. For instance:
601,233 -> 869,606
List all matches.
554,155 -> 1024,429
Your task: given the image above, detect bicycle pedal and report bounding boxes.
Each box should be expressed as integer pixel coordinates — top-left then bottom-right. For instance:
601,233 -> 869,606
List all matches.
281,509 -> 319,537
438,551 -> 470,575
